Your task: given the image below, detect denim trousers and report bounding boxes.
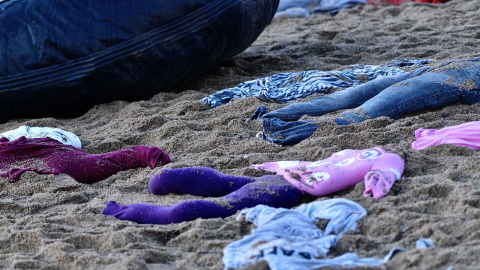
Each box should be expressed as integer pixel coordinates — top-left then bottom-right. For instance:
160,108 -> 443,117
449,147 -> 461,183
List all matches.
261,67 -> 429,121
260,58 -> 480,145
336,59 -> 480,124
264,58 -> 480,125
262,117 -> 319,145
251,105 -> 318,145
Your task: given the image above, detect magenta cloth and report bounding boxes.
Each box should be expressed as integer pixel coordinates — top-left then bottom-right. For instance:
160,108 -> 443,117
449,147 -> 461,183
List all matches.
250,147 -> 404,200
412,121 -> 480,150
0,136 -> 170,183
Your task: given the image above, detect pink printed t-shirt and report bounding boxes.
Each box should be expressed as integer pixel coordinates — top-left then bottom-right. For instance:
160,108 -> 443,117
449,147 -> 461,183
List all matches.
250,147 -> 404,200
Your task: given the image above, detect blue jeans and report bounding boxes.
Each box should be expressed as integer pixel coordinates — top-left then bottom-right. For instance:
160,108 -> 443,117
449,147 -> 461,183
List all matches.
251,105 -> 318,145
263,58 -> 480,125
262,67 -> 429,121
262,117 -> 318,145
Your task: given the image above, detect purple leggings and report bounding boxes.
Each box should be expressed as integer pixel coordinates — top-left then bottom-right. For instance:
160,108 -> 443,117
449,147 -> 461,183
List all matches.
102,167 -> 302,225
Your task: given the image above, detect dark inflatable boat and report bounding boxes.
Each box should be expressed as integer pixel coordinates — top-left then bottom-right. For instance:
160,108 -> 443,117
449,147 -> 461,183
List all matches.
0,0 -> 279,121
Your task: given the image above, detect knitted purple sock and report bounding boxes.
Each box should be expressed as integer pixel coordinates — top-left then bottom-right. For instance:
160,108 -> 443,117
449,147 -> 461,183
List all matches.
149,167 -> 255,197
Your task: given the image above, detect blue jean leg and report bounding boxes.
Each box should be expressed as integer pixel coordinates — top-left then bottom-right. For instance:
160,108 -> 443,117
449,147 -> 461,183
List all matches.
336,61 -> 480,125
262,117 -> 318,146
263,67 -> 428,121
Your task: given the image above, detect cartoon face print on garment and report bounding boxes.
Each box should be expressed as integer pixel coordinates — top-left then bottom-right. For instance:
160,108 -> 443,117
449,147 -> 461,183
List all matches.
357,148 -> 383,160
306,172 -> 331,185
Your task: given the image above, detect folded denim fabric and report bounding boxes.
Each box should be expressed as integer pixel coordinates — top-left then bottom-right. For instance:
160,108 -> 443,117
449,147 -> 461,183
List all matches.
261,117 -> 318,145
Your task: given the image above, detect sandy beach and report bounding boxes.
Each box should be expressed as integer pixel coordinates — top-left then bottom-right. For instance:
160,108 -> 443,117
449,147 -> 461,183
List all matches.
1,0 -> 480,269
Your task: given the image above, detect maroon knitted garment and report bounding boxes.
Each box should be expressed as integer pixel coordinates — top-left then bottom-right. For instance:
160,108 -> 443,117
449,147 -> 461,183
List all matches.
0,136 -> 170,183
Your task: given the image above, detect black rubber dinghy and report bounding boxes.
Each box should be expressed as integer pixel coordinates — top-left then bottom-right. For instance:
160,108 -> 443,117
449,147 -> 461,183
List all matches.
0,0 -> 279,121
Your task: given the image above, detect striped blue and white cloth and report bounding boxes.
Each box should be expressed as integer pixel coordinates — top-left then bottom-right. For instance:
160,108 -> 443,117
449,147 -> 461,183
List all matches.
201,64 -> 408,108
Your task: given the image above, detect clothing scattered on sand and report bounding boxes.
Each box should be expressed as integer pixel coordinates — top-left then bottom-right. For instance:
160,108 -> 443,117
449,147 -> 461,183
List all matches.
222,199 -> 406,269
251,147 -> 404,200
412,121 -> 480,150
263,58 -> 480,123
276,0 -> 369,17
254,58 -> 480,146
102,167 -> 302,225
0,126 -> 82,148
367,0 -> 449,6
201,64 -> 406,108
275,0 -> 448,18
0,137 -> 170,183
391,59 -> 434,67
102,147 -> 401,224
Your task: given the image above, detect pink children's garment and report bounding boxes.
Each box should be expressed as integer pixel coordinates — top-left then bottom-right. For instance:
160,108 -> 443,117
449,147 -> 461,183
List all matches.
412,121 -> 480,150
250,147 -> 404,200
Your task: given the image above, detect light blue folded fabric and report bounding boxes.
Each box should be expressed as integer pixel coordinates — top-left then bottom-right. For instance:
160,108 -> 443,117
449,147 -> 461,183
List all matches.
223,199 -> 406,269
275,0 -> 369,17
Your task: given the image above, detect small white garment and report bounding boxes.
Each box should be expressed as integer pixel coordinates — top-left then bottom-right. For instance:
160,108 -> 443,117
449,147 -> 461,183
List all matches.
223,198 -> 405,269
0,125 -> 82,148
